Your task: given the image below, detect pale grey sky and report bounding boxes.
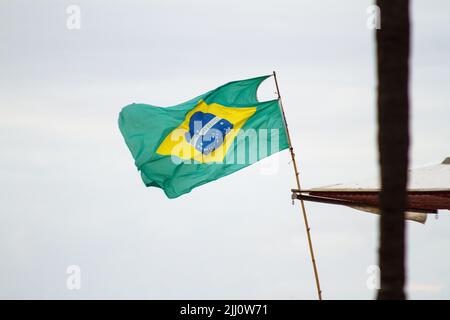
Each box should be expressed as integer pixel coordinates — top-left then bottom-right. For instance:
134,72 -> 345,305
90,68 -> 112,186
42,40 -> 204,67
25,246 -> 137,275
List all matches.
0,0 -> 449,299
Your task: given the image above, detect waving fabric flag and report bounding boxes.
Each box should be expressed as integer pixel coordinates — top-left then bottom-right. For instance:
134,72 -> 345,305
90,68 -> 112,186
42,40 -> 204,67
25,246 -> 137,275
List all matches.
118,75 -> 289,198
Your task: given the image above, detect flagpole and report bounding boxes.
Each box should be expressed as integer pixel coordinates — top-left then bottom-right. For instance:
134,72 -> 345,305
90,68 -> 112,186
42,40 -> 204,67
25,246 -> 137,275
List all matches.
272,71 -> 323,300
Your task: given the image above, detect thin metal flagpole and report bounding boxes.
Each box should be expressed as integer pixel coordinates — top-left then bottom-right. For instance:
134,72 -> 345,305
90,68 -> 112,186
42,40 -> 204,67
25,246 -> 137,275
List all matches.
272,71 -> 323,300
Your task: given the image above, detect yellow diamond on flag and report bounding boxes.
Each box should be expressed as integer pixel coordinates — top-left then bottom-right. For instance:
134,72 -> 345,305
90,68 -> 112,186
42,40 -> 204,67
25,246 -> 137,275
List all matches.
156,100 -> 256,163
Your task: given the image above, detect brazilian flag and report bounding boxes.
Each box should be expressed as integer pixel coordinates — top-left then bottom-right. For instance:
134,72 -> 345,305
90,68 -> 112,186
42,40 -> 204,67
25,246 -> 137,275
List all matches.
118,75 -> 289,198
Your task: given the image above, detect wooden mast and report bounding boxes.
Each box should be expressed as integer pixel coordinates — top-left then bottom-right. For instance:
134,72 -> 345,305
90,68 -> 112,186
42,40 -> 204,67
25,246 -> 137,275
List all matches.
273,71 -> 323,300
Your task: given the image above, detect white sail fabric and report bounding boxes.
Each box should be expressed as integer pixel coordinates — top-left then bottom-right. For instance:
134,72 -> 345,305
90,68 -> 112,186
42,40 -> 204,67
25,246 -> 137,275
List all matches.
307,158 -> 450,192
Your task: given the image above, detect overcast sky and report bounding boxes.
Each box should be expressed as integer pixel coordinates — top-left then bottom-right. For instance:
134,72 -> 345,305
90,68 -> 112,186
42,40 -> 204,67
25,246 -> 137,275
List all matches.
0,0 -> 449,299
